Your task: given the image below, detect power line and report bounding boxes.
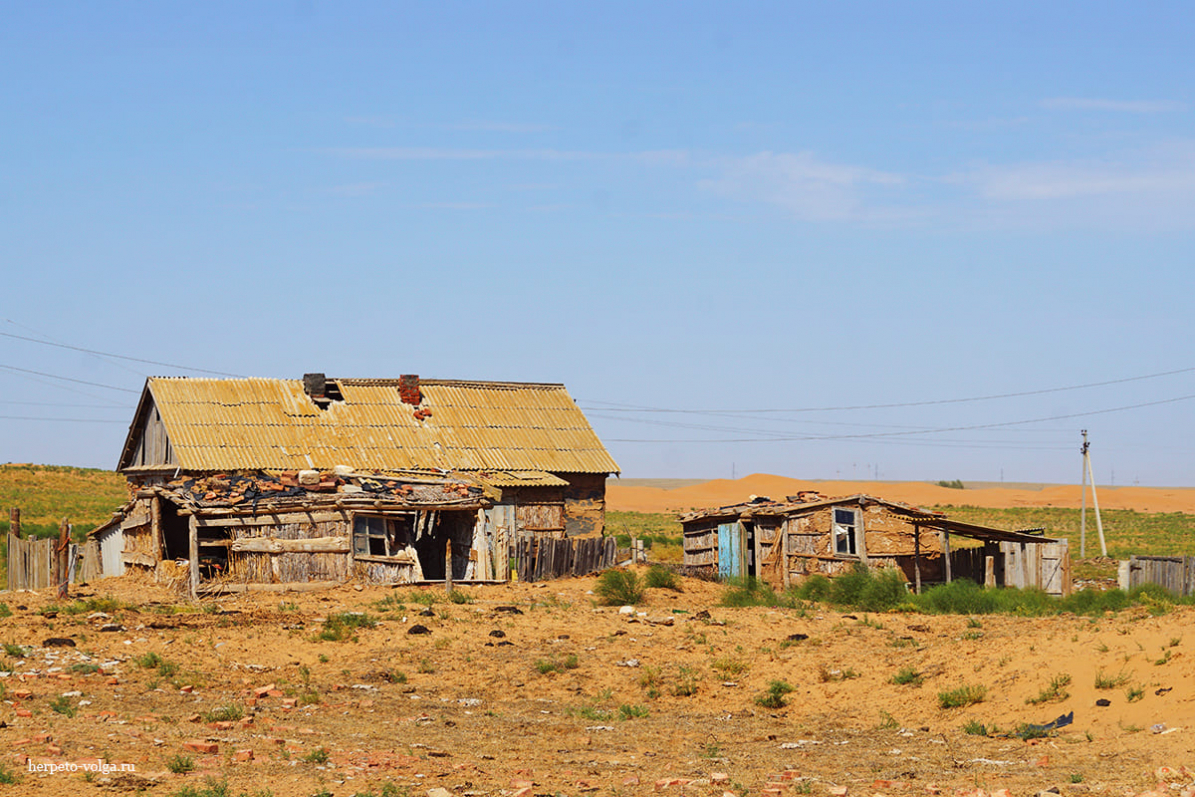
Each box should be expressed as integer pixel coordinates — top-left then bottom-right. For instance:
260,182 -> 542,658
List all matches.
580,363 -> 1195,416
603,392 -> 1195,443
0,364 -> 140,393
0,416 -> 127,423
0,329 -> 246,377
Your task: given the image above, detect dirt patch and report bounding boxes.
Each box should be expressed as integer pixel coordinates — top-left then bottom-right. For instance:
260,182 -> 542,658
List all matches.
0,574 -> 1192,795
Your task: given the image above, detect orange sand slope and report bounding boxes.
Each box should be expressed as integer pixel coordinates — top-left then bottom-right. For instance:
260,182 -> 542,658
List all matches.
608,473 -> 1195,514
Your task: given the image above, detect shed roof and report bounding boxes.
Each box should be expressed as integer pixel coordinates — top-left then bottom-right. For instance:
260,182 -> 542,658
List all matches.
679,493 -> 943,523
680,493 -> 1059,545
118,377 -> 619,475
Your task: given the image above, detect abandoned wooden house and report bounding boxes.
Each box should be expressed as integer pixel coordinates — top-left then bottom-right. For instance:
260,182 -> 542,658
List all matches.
90,374 -> 619,594
681,493 -> 1071,596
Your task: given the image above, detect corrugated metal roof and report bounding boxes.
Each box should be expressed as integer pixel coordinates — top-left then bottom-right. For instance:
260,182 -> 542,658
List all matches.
125,377 -> 619,475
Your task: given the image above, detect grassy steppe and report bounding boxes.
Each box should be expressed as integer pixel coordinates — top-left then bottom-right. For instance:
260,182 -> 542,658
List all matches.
932,504 -> 1195,559
0,464 -> 128,578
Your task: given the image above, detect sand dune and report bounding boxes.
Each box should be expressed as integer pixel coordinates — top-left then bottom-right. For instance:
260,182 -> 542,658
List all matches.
609,473 -> 1195,514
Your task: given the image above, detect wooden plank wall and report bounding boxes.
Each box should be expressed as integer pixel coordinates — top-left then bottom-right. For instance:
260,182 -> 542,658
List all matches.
1125,555 -> 1194,596
514,536 -> 618,582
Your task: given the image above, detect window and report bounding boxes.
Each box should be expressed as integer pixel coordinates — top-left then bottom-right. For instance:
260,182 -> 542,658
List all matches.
833,508 -> 860,556
352,515 -> 415,558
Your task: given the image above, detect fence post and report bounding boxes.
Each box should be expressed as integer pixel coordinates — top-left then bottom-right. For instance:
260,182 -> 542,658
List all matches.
9,508 -> 20,539
444,537 -> 453,593
57,518 -> 70,600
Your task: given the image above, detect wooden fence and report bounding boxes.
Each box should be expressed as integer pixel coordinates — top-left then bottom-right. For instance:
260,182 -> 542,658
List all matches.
4,534 -> 94,592
1120,555 -> 1195,596
513,536 -> 619,582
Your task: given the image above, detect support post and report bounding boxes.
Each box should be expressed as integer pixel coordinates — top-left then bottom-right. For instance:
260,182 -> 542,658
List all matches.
913,524 -> 922,595
57,518 -> 70,600
9,508 -> 20,539
941,529 -> 952,583
1086,452 -> 1108,557
188,515 -> 199,600
151,495 -> 164,559
782,521 -> 791,589
1080,430 -> 1089,558
445,536 -> 453,592
984,556 -> 996,588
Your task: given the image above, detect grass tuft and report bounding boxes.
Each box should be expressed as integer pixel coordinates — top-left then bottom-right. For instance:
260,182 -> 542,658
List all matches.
938,684 -> 987,709
1026,673 -> 1071,705
890,666 -> 923,687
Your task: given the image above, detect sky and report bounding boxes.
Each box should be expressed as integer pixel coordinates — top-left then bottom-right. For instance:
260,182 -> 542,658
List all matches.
3,2 -> 1195,486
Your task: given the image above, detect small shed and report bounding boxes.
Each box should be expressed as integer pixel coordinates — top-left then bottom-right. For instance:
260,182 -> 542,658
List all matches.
681,492 -> 1070,596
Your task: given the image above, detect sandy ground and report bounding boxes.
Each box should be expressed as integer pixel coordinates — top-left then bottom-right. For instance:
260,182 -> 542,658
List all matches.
608,475 -> 1195,514
3,575 -> 1195,797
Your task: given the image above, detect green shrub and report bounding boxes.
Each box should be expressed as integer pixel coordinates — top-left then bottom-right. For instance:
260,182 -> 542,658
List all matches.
719,577 -> 806,608
938,684 -> 987,709
447,589 -> 474,604
303,747 -> 330,765
594,569 -> 646,606
0,762 -> 18,784
789,565 -> 907,612
166,754 -> 195,774
644,565 -> 683,592
755,680 -> 796,709
795,574 -> 834,602
0,603 -> 10,619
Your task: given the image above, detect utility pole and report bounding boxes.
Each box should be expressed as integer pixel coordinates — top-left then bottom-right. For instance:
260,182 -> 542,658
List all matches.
1079,430 -> 1107,558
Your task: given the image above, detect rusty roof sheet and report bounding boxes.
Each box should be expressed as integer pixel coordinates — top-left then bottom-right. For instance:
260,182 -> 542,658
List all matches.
472,470 -> 570,488
122,377 -> 619,475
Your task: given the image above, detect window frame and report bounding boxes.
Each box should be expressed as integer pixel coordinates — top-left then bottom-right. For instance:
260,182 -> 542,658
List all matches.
351,513 -> 416,561
832,507 -> 861,557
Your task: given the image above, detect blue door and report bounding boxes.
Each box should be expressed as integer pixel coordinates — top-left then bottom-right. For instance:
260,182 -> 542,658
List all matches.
718,522 -> 743,579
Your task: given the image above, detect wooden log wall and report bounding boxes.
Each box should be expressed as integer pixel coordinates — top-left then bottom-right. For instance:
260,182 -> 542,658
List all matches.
217,513 -> 354,584
682,525 -> 718,566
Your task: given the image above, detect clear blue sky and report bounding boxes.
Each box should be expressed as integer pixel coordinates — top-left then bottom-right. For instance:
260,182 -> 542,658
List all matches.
4,2 -> 1194,485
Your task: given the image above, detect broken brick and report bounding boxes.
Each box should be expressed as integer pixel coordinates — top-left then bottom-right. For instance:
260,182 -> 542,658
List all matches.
183,740 -> 218,755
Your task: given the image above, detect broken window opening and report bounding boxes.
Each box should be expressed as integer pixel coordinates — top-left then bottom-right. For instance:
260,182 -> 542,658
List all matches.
833,508 -> 860,556
352,514 -> 416,558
